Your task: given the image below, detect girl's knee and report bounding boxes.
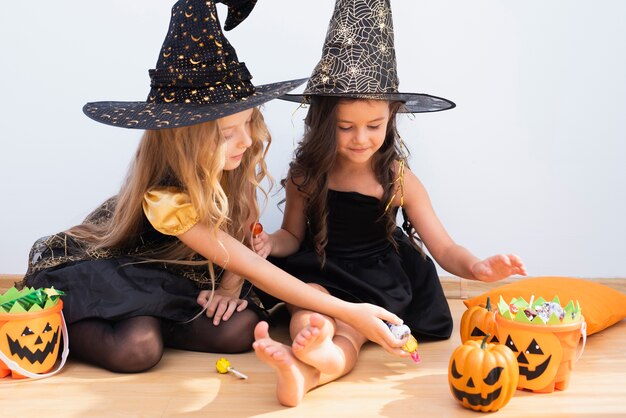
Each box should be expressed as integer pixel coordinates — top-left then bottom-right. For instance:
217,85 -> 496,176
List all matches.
213,309 -> 260,353
109,328 -> 164,372
335,321 -> 367,350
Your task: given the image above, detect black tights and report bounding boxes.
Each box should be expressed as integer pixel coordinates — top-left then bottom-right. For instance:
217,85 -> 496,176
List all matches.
68,309 -> 260,373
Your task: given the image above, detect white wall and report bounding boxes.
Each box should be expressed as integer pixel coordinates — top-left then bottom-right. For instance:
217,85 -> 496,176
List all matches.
1,1 -> 625,277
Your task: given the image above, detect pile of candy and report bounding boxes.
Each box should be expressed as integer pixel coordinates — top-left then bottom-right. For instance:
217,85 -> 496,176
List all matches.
0,287 -> 64,314
497,295 -> 581,325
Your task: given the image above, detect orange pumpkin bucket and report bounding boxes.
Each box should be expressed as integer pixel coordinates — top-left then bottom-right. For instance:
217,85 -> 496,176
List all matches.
495,296 -> 586,393
0,287 -> 69,380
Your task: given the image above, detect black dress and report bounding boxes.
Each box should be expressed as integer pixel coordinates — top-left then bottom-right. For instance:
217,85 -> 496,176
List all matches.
267,190 -> 452,340
21,197 -> 258,325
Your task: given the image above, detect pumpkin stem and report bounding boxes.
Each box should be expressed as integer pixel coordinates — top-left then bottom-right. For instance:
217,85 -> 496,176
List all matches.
481,334 -> 491,350
486,296 -> 491,312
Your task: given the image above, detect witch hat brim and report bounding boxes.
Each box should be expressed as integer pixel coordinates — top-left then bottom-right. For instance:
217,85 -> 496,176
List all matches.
84,78 -> 307,130
279,91 -> 455,113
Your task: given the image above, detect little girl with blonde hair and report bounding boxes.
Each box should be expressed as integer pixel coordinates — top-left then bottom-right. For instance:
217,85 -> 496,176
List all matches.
21,0 -> 406,373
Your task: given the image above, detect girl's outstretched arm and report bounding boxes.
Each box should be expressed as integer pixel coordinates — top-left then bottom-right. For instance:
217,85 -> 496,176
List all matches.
401,169 -> 526,282
179,223 -> 409,356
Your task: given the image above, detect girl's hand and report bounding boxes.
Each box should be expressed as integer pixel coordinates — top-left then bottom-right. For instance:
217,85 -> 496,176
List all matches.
343,303 -> 410,358
251,230 -> 273,258
197,289 -> 248,325
471,254 -> 527,282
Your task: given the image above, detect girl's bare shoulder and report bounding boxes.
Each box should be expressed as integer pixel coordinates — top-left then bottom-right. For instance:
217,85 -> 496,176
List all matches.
401,167 -> 431,206
284,174 -> 311,197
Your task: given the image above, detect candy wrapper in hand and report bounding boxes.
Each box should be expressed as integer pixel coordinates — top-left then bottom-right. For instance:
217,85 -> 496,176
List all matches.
387,323 -> 421,363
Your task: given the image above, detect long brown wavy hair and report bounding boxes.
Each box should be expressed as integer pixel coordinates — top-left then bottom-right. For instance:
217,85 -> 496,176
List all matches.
67,108 -> 272,285
285,96 -> 421,266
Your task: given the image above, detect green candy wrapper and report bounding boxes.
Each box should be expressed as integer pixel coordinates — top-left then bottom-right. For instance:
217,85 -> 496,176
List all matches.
0,287 -> 64,314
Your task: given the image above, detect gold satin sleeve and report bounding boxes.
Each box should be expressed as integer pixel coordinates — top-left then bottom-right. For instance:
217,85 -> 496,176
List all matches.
142,187 -> 200,236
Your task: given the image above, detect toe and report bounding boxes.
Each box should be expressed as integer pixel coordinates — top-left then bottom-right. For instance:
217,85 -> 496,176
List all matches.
254,321 -> 270,340
309,313 -> 325,328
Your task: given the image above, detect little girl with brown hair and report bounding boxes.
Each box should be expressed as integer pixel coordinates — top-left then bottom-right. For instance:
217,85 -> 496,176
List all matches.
251,0 -> 526,406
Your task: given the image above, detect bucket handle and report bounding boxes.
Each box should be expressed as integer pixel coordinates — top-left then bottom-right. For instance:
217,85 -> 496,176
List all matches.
0,311 -> 70,380
575,318 -> 587,362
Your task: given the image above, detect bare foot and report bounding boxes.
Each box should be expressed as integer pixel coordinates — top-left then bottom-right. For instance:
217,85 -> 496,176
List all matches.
252,321 -> 318,407
292,313 -> 344,375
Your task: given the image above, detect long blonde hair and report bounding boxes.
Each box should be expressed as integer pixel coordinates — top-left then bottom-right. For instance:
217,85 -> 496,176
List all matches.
68,108 -> 271,274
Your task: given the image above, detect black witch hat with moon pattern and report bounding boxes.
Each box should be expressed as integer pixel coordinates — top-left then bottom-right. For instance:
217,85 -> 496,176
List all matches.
282,0 -> 454,113
84,0 -> 306,130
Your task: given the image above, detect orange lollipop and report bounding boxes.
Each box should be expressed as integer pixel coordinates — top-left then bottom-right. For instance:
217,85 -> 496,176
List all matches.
250,222 -> 263,237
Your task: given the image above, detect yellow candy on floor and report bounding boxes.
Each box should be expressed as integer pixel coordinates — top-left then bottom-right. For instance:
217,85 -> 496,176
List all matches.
215,357 -> 248,379
215,357 -> 231,374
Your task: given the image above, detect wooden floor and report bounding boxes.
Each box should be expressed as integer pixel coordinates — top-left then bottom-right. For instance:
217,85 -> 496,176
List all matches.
1,296 -> 625,417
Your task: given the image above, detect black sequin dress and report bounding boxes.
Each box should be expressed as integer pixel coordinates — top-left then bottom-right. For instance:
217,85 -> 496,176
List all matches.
20,197 -> 258,325
266,190 -> 453,340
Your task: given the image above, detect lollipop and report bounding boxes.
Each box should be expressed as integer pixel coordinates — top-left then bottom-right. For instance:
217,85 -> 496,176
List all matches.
388,323 -> 421,363
215,357 -> 248,379
250,222 -> 263,237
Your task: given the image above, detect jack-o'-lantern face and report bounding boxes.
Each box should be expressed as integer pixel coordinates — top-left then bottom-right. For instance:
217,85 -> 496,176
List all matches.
0,311 -> 62,374
467,325 -> 499,343
450,360 -> 504,408
460,297 -> 499,344
502,332 -> 561,390
448,338 -> 518,412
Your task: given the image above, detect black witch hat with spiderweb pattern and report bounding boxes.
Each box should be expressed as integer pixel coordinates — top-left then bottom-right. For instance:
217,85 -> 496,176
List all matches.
282,0 -> 454,113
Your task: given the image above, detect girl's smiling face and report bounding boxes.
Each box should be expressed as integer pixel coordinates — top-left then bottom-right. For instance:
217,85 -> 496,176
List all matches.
335,99 -> 390,165
218,108 -> 254,171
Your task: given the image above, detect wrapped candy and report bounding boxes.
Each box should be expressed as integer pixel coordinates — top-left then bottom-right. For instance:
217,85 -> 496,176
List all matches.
0,287 -> 64,313
535,302 -> 565,323
215,357 -> 248,379
388,323 -> 421,363
497,295 -> 581,325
